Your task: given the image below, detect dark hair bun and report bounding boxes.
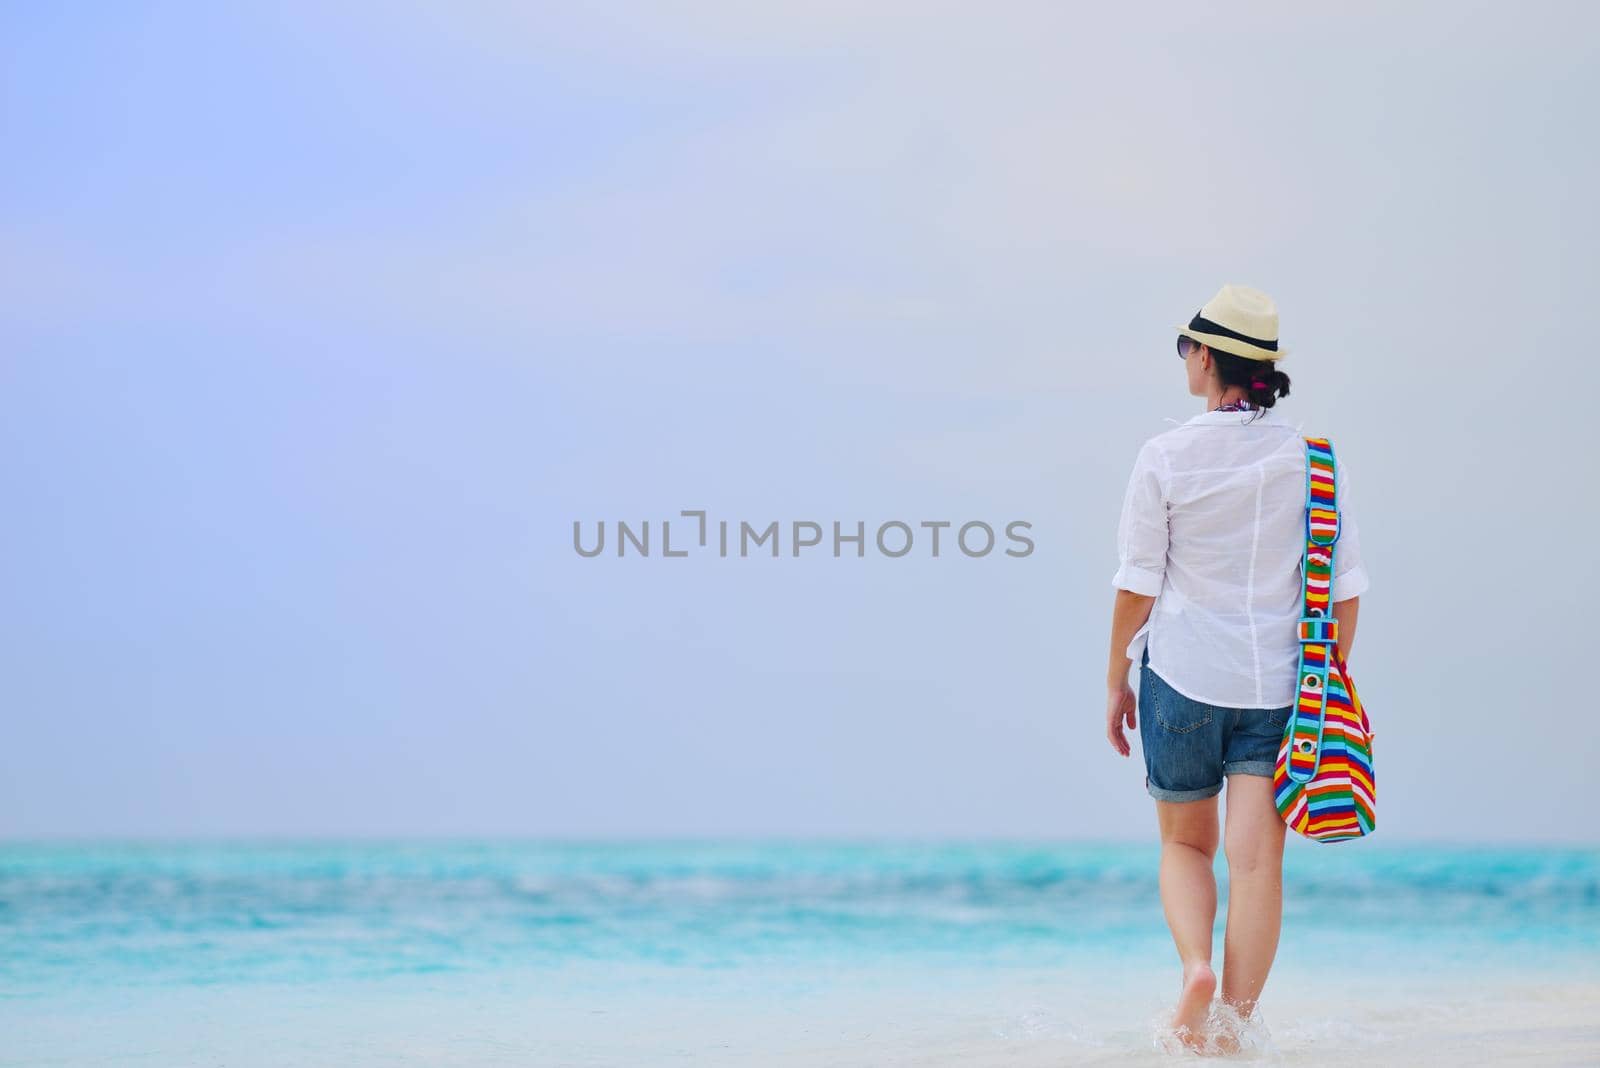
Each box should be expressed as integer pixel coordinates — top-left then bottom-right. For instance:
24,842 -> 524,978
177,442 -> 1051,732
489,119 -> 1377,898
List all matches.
1213,350 -> 1291,409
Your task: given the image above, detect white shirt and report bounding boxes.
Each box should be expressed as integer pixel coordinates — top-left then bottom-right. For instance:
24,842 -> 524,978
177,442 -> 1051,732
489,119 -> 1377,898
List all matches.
1111,405 -> 1370,709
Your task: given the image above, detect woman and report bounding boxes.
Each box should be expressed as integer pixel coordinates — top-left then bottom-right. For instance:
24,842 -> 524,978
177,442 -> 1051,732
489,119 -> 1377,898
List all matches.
1102,284 -> 1368,1053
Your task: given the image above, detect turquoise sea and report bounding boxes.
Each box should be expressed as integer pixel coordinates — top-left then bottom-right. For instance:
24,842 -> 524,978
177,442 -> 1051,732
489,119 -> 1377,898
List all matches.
2,840 -> 1597,1065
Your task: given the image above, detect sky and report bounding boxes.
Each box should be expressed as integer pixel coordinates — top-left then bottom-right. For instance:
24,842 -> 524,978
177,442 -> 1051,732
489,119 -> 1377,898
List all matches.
2,3 -> 1596,842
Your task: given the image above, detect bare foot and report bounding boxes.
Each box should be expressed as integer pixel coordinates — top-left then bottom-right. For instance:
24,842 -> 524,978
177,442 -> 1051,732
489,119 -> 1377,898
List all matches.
1208,998 -> 1253,1056
1210,1027 -> 1241,1056
1172,962 -> 1216,1051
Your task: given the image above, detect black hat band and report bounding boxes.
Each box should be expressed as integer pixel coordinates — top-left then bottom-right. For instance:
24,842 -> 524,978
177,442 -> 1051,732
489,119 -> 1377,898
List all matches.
1185,311 -> 1279,352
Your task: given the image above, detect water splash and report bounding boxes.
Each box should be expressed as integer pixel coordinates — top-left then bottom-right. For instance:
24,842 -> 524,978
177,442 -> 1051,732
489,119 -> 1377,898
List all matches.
1149,999 -> 1277,1059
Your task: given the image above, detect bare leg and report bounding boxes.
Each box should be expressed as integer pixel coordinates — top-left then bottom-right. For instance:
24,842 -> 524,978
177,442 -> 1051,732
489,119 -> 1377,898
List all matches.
1155,795 -> 1220,1050
1220,773 -> 1288,1035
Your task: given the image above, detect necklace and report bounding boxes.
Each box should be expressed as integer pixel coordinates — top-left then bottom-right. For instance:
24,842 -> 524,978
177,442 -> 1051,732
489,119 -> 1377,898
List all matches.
1212,396 -> 1257,412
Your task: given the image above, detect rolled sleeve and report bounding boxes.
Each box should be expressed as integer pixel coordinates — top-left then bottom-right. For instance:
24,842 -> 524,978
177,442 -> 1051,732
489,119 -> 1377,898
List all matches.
1111,440 -> 1169,597
1330,459 -> 1369,602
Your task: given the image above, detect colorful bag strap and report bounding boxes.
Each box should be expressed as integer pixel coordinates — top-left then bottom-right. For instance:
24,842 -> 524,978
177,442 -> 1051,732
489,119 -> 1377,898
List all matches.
1286,436 -> 1341,785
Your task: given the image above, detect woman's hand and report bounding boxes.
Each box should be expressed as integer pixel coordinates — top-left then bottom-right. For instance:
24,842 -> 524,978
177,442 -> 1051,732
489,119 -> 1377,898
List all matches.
1106,682 -> 1137,757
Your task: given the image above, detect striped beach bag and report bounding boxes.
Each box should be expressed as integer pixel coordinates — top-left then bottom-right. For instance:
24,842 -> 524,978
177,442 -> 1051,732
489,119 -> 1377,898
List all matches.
1273,436 -> 1377,843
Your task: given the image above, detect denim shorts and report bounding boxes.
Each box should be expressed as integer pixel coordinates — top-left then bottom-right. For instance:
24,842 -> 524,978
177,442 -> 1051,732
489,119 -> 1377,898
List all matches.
1137,645 -> 1293,802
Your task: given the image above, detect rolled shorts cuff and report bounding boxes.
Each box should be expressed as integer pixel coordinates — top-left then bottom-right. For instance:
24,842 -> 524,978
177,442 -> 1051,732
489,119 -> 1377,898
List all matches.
1223,760 -> 1276,778
1144,775 -> 1223,803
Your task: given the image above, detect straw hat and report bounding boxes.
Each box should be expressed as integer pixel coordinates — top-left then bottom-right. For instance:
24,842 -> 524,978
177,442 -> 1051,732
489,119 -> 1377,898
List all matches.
1176,284 -> 1288,362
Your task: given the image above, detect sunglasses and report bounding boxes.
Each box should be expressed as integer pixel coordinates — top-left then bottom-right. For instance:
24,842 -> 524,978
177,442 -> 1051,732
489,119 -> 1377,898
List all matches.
1176,336 -> 1203,359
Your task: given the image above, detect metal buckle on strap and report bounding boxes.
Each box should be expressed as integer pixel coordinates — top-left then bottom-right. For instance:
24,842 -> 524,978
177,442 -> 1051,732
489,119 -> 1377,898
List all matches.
1298,616 -> 1339,644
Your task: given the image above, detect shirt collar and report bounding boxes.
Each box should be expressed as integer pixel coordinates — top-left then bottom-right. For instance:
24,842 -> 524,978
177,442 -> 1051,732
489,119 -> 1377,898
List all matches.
1178,406 -> 1299,430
